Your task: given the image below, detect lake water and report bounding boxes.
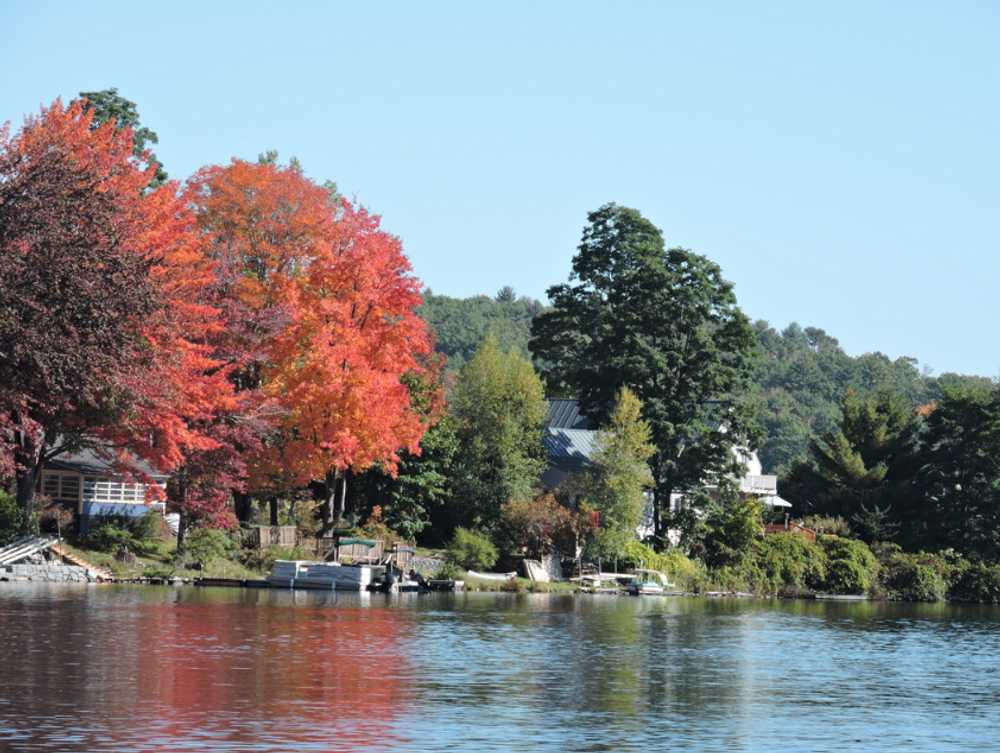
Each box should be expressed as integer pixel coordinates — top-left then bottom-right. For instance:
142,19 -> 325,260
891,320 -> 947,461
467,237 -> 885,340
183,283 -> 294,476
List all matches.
0,585 -> 997,752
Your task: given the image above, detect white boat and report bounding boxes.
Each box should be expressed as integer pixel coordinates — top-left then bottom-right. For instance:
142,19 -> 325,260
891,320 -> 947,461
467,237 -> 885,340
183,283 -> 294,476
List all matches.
467,570 -> 517,582
267,560 -> 373,591
627,569 -> 673,596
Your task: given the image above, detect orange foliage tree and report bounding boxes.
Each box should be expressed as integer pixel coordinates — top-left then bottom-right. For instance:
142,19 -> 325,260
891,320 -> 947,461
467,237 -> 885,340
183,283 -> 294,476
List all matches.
188,159 -> 437,530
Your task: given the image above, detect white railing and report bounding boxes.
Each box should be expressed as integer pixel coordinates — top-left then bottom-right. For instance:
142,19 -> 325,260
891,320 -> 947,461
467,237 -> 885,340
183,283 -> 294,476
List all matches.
740,474 -> 778,494
83,480 -> 148,504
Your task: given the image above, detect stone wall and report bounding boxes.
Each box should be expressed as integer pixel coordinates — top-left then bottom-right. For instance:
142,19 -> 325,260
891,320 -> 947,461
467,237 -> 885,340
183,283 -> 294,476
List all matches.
0,564 -> 95,583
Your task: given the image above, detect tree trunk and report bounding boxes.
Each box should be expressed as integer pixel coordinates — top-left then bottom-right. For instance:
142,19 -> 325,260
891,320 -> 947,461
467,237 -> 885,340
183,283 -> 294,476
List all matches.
335,471 -> 348,525
651,456 -> 662,543
14,430 -> 45,532
269,498 -> 279,527
15,468 -> 39,532
233,492 -> 253,523
177,510 -> 188,550
319,470 -> 337,537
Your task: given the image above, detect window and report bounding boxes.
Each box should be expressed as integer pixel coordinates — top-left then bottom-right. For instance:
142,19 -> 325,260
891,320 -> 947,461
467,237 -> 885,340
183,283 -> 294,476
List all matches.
42,473 -> 60,498
42,472 -> 81,501
61,475 -> 80,499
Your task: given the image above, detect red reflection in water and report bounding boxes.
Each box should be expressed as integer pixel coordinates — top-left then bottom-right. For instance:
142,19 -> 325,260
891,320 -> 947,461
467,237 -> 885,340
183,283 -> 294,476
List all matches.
130,592 -> 411,752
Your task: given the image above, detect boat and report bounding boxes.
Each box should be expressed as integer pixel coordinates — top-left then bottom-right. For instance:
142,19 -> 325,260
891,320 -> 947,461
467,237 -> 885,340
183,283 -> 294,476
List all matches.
266,560 -> 375,591
627,569 -> 673,596
467,570 -> 517,582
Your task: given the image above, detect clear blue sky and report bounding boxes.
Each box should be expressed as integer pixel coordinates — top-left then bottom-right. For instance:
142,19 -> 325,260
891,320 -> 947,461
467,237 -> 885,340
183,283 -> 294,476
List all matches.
3,2 -> 997,376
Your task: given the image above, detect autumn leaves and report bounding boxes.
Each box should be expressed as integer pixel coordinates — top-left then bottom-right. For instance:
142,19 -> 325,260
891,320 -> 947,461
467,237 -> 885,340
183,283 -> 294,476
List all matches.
0,99 -> 436,526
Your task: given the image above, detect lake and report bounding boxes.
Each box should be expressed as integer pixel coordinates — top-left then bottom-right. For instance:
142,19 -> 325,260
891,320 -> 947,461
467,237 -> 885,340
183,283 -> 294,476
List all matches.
0,585 -> 996,752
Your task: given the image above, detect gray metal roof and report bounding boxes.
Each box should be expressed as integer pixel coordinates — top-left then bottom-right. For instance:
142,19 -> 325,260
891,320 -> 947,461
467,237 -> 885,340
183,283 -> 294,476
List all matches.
546,399 -> 595,430
46,444 -> 168,480
543,428 -> 600,470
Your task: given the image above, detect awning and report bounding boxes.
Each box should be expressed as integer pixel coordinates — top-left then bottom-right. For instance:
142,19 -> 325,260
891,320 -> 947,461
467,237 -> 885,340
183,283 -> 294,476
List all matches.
337,537 -> 378,548
765,495 -> 793,509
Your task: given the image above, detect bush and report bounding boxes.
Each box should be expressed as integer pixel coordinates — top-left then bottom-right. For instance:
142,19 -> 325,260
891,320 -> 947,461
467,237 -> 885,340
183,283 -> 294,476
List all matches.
240,545 -> 312,573
752,534 -> 828,593
84,522 -> 138,553
818,535 -> 879,594
446,527 -> 498,571
132,510 -> 166,542
0,491 -> 25,546
621,540 -> 704,590
798,515 -> 851,537
497,494 -> 586,559
887,562 -> 947,602
949,562 -> 1000,604
177,527 -> 236,570
433,562 -> 466,580
702,498 -> 764,569
875,546 -> 955,602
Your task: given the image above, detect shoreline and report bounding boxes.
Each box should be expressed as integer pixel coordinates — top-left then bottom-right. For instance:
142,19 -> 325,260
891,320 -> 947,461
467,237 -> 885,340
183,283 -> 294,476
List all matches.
4,573 -> 993,605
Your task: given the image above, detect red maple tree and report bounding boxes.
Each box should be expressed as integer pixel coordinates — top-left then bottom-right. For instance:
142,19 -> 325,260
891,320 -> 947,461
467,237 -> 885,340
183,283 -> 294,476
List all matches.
188,160 -> 438,527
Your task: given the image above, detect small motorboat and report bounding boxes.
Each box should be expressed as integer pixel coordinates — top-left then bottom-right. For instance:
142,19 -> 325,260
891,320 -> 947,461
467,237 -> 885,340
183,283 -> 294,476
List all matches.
627,569 -> 673,596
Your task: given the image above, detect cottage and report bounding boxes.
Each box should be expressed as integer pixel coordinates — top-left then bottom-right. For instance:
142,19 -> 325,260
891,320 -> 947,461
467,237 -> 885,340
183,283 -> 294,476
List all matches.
40,445 -> 168,526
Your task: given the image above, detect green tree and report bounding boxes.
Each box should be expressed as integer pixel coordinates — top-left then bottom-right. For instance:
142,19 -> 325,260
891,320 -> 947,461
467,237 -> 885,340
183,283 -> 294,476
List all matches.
349,371 -> 457,543
583,387 -> 655,558
530,203 -> 759,547
77,87 -> 167,188
782,389 -> 921,540
447,336 -> 547,533
915,385 -> 1000,559
702,497 -> 764,569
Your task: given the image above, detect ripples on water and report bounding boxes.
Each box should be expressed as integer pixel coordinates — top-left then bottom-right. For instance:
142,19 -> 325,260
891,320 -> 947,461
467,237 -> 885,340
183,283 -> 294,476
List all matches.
0,585 -> 996,752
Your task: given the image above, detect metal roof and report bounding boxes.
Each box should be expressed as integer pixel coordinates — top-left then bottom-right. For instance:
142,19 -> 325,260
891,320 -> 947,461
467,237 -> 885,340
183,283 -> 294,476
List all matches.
546,399 -> 595,430
46,444 -> 168,480
543,428 -> 599,470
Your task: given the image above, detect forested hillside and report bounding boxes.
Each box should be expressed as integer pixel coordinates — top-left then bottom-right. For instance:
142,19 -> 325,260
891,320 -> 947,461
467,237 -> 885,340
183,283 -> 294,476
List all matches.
419,288 -> 543,370
419,291 -> 992,474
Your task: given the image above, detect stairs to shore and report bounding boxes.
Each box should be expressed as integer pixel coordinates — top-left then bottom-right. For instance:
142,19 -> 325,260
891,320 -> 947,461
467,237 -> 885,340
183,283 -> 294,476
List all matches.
0,536 -> 57,566
51,542 -> 115,581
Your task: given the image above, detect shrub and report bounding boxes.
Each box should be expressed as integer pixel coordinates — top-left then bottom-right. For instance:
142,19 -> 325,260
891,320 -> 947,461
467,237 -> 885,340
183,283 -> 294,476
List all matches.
240,545 -> 312,573
177,527 -> 236,570
433,562 -> 466,580
949,562 -> 1000,604
752,534 -> 828,593
621,540 -> 704,589
818,535 -> 879,594
887,562 -> 947,602
446,527 -> 498,571
702,498 -> 763,569
0,491 -> 25,546
875,547 -> 956,602
501,578 -> 526,593
84,522 -> 138,553
798,515 -> 851,537
497,494 -> 587,559
132,510 -> 166,542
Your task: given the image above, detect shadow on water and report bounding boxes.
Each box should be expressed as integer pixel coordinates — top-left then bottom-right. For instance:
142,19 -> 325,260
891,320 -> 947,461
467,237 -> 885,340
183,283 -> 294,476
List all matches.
1,586 -> 998,752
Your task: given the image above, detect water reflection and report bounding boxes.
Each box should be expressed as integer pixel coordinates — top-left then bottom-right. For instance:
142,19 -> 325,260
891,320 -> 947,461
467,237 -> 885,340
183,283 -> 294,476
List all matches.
0,585 -> 410,752
1,587 -> 999,752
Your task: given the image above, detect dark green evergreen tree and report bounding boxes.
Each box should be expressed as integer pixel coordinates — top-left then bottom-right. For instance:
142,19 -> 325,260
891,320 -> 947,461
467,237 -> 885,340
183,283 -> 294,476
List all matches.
530,203 -> 759,547
915,385 -> 1000,559
782,389 -> 922,541
77,87 -> 168,188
